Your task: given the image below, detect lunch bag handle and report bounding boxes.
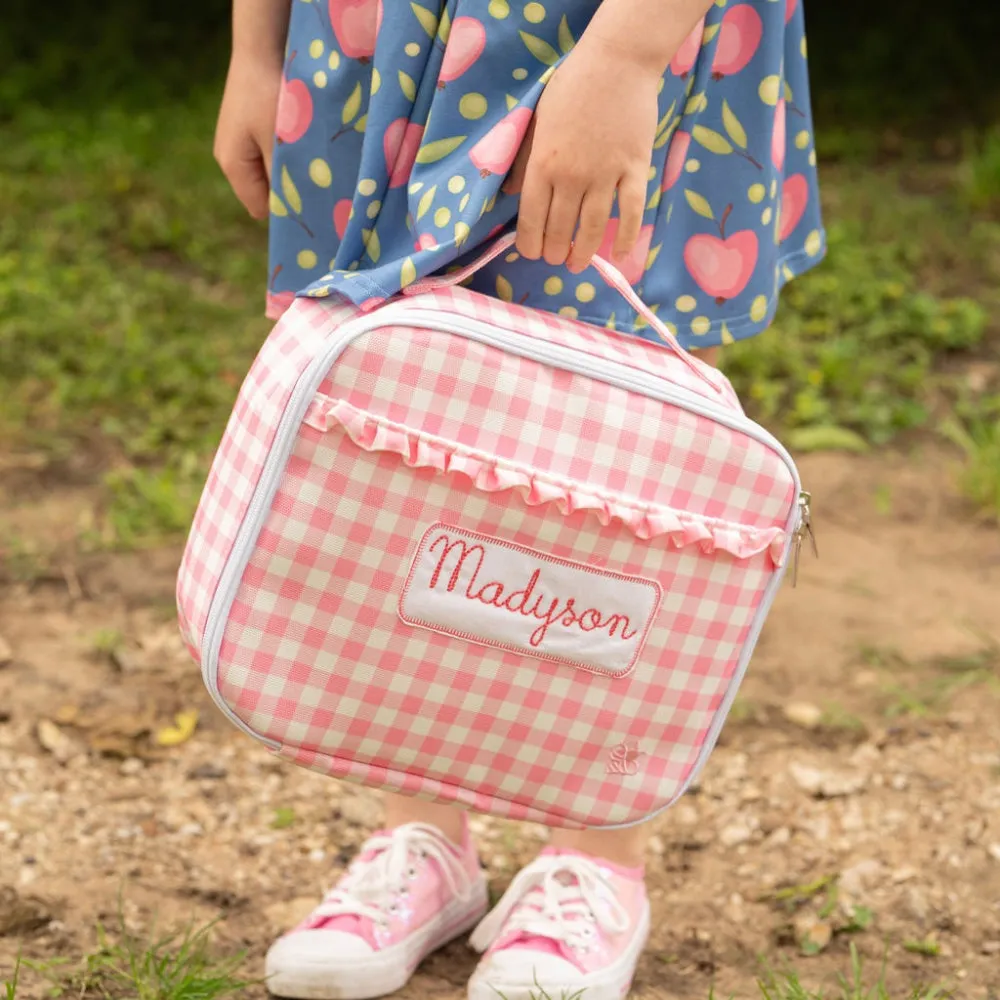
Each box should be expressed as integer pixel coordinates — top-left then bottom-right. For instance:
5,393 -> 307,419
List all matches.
403,231 -> 725,397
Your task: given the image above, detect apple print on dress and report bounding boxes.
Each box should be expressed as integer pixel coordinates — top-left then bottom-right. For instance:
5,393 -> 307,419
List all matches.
683,193 -> 759,303
469,107 -> 533,179
385,119 -> 425,188
438,17 -> 487,88
779,174 -> 809,242
275,53 -> 313,144
711,5 -> 763,79
328,0 -> 383,62
267,0 -> 824,350
669,19 -> 704,78
597,221 -> 656,286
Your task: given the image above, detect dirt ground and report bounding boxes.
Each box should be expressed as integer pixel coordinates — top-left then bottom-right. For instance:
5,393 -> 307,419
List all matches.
1,450 -> 999,999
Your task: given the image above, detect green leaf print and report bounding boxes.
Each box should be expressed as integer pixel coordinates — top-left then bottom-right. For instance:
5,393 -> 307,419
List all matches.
410,2 -> 439,39
401,257 -> 417,288
269,191 -> 288,217
342,82 -> 363,125
684,190 -> 715,220
496,275 -> 514,302
557,16 -> 576,54
415,136 -> 467,164
416,185 -> 437,220
281,166 -> 302,214
692,125 -> 733,155
398,70 -> 417,102
437,7 -> 452,44
362,229 -> 381,264
519,31 -> 560,67
721,100 -> 748,149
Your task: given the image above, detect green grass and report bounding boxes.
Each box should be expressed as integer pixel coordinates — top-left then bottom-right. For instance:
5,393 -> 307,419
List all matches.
6,918 -> 259,1000
757,944 -> 951,999
1,90 -> 998,548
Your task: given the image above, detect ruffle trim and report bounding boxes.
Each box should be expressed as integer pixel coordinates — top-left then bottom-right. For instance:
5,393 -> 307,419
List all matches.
305,396 -> 787,567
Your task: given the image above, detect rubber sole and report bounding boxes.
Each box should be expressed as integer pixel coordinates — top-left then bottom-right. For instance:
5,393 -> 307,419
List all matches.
466,900 -> 651,1000
265,879 -> 489,1000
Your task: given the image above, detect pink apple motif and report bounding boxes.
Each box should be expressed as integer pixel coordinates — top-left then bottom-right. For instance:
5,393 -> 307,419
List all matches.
439,17 -> 487,87
785,0 -> 799,23
469,107 -> 533,178
684,230 -> 759,302
711,5 -> 763,78
661,130 -> 692,192
275,75 -> 313,144
779,174 -> 808,241
597,221 -> 655,286
384,118 -> 425,188
333,199 -> 353,239
328,0 -> 383,61
771,98 -> 786,171
669,19 -> 704,78
415,233 -> 438,251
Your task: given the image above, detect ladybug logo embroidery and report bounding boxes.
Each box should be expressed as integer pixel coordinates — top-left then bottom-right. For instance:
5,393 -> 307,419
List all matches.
606,741 -> 645,776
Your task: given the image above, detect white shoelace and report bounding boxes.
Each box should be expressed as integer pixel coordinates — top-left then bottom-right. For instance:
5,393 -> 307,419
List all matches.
312,822 -> 475,927
470,854 -> 630,955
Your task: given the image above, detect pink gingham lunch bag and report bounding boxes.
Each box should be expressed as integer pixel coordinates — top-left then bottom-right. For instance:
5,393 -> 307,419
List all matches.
177,234 -> 811,829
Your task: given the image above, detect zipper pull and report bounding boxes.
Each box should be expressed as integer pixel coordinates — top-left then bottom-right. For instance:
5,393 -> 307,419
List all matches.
791,490 -> 817,588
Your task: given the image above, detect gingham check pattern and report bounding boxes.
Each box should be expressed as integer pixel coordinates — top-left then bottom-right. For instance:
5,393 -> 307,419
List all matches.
178,285 -> 797,828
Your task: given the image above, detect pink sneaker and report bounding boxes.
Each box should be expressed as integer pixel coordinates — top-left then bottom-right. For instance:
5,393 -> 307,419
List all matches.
467,848 -> 650,1000
266,821 -> 489,999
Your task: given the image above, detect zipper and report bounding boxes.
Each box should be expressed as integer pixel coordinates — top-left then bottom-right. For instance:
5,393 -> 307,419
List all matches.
791,490 -> 818,587
200,302 -> 810,745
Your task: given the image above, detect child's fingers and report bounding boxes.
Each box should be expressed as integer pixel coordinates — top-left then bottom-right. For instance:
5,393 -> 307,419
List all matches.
612,170 -> 647,258
217,148 -> 270,220
542,186 -> 585,266
566,187 -> 615,273
515,169 -> 550,260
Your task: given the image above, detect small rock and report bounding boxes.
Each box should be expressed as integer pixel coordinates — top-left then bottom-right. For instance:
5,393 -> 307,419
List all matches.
890,774 -> 909,791
675,804 -> 699,826
764,827 -> 791,848
35,720 -> 77,764
120,758 -> 144,776
783,702 -> 823,730
339,795 -> 382,829
719,821 -> 754,848
797,918 -> 833,954
981,940 -> 1000,956
988,843 -> 1000,864
789,762 -> 867,798
187,762 -> 228,781
891,866 -> 918,884
0,635 -> 12,668
839,859 -> 883,898
648,835 -> 666,856
110,647 -> 143,674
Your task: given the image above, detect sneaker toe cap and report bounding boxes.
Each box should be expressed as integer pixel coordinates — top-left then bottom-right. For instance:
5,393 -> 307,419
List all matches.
478,948 -> 583,985
266,928 -> 376,970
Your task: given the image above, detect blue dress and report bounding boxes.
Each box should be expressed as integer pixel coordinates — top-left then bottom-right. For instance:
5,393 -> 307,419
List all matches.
268,0 -> 824,348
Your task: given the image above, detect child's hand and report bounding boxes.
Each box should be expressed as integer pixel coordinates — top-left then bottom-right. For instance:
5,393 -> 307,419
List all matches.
505,43 -> 660,273
214,55 -> 282,220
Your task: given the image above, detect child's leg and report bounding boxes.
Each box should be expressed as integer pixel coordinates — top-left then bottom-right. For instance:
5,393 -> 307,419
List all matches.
382,791 -> 467,843
548,819 -> 649,867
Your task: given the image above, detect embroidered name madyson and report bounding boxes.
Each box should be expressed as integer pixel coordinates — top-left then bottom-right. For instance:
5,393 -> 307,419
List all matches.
399,524 -> 661,677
